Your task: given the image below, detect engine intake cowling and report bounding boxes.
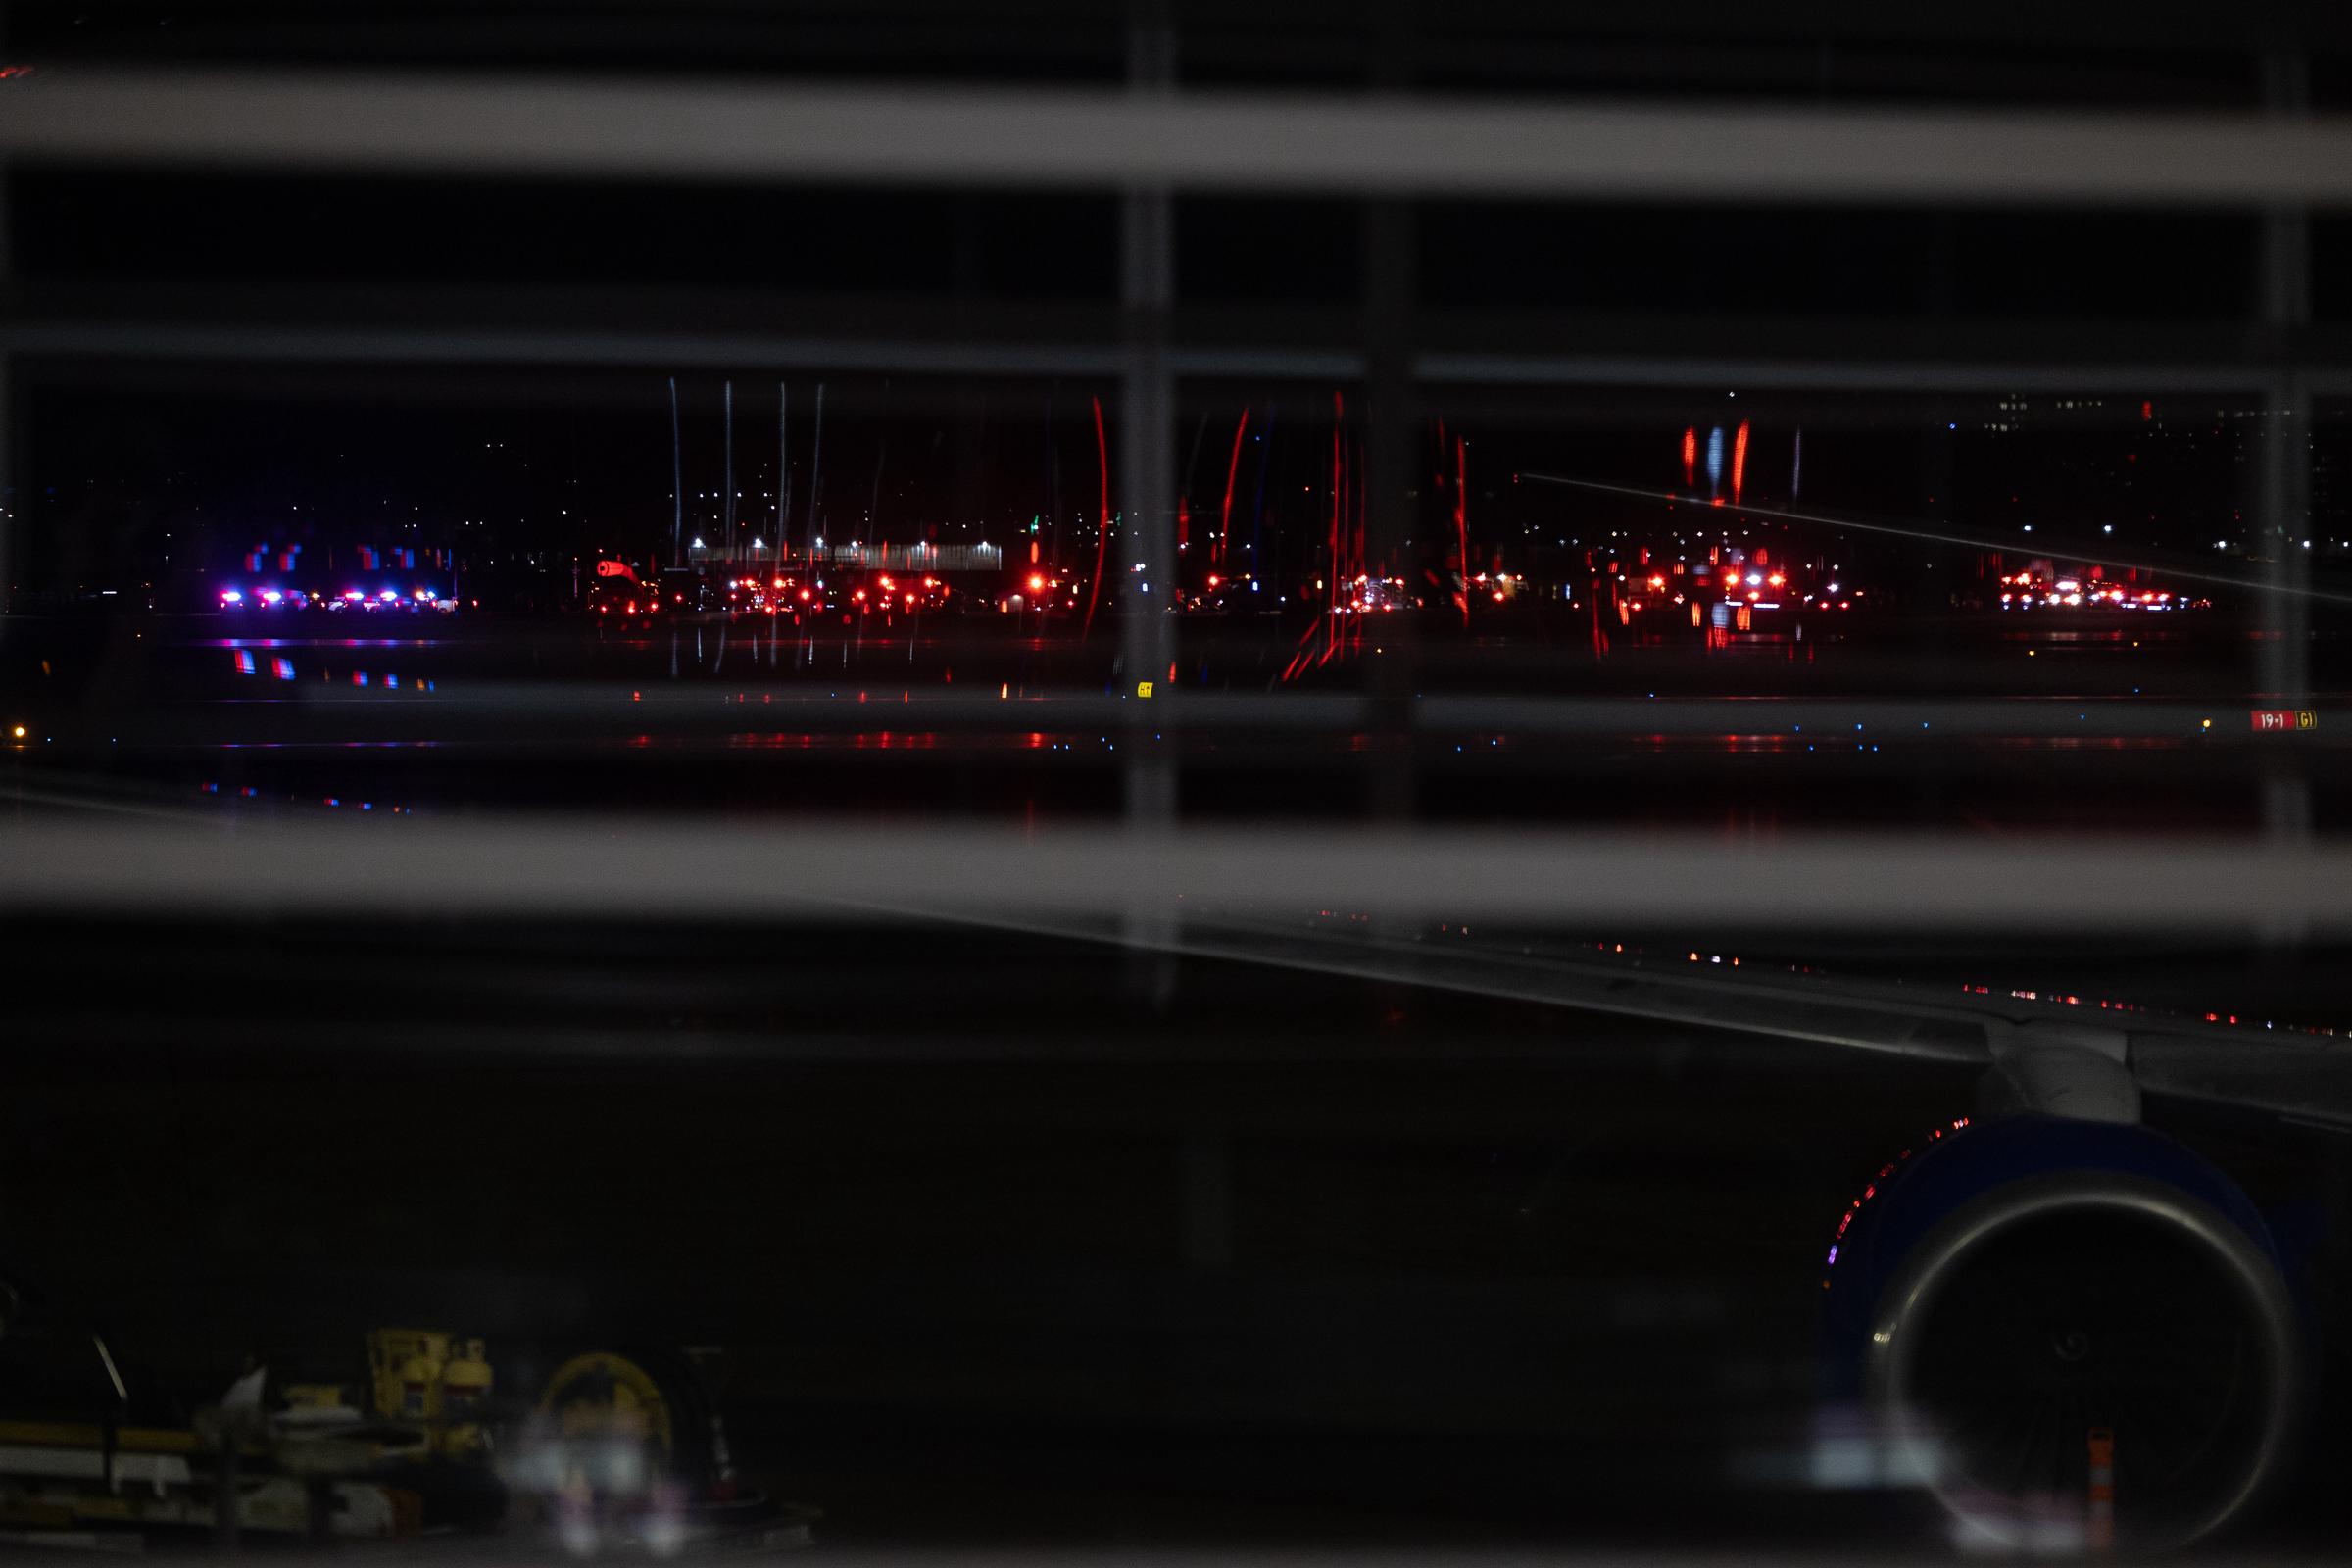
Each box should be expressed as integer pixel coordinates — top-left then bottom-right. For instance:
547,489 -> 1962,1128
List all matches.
1823,1116 -> 2302,1550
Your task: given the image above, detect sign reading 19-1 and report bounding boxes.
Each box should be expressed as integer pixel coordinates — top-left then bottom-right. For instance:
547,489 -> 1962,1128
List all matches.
2250,709 -> 2318,732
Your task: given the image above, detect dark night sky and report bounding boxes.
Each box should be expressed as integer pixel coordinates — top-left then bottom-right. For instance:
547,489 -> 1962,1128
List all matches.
7,145 -> 2342,595
13,170 -> 2286,318
24,367 -> 2295,599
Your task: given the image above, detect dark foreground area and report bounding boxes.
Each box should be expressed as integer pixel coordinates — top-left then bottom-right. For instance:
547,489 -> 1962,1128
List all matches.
4,917 -> 2350,1554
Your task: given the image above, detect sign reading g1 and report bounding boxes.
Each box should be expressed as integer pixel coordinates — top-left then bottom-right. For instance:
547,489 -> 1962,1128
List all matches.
2250,709 -> 2317,732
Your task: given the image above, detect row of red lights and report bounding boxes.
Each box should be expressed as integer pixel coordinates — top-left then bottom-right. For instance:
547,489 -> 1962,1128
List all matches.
1824,1118 -> 1974,1287
1594,936 -> 2336,1040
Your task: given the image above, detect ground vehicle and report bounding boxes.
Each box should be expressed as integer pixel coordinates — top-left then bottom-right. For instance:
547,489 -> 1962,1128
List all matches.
0,1284 -> 800,1553
660,567 -> 716,612
589,571 -> 662,619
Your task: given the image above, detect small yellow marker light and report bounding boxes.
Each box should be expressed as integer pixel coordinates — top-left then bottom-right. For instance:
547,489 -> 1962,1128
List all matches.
9,725 -> 23,739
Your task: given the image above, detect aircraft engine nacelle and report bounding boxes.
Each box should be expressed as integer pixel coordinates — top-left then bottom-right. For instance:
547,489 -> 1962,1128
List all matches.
1820,1115 -> 2303,1550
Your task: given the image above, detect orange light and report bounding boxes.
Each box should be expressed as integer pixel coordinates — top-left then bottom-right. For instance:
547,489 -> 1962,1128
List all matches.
879,575 -> 895,591
1206,574 -> 1220,588
1647,574 -> 1665,590
772,577 -> 786,590
798,589 -> 811,603
1028,573 -> 1046,592
1767,573 -> 1785,588
853,589 -> 866,602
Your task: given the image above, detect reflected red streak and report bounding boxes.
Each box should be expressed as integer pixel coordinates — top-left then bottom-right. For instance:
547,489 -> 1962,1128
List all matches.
1731,420 -> 1749,504
1276,597 -> 1328,684
1454,436 -> 1470,628
1217,408 -> 1250,572
1081,396 -> 1111,638
1330,393 -> 1345,613
1682,426 -> 1697,486
1354,437 -> 1368,659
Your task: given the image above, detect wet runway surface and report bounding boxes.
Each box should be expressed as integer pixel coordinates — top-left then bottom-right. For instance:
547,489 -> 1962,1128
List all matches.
5,609 -> 2345,832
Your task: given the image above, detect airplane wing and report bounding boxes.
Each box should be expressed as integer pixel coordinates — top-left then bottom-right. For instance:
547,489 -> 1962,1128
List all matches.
7,812 -> 2349,1126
